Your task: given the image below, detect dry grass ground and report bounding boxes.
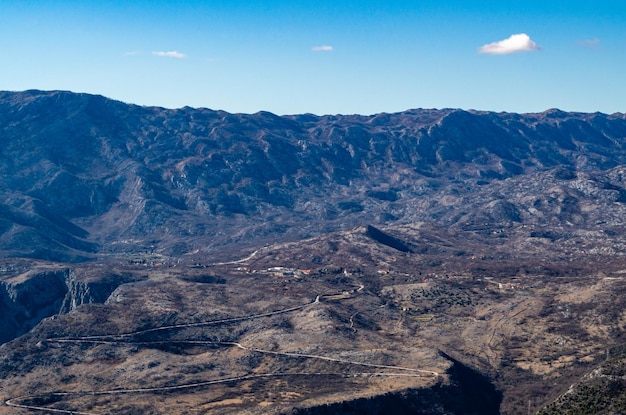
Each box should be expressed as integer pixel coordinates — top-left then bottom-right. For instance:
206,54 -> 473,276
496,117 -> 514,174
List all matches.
3,223 -> 626,414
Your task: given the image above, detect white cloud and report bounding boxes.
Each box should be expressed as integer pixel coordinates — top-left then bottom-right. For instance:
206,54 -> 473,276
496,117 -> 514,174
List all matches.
478,33 -> 540,55
152,51 -> 187,59
578,38 -> 601,48
312,45 -> 333,52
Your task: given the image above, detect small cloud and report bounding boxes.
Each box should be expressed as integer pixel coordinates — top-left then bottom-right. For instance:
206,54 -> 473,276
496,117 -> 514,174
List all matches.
478,33 -> 540,55
152,51 -> 187,59
578,38 -> 601,48
312,45 -> 333,52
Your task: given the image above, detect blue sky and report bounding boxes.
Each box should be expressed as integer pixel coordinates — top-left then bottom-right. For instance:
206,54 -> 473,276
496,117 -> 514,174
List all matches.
1,1 -> 625,115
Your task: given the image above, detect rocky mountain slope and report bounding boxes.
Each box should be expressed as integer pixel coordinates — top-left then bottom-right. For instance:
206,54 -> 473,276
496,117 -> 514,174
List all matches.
1,90 -> 626,260
2,90 -> 626,414
538,350 -> 626,414
3,220 -> 626,414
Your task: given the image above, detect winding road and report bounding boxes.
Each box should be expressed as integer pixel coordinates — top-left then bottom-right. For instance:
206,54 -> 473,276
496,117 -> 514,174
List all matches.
5,290 -> 440,414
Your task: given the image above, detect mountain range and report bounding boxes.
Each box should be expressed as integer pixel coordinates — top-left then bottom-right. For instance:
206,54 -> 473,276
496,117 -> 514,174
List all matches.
1,90 -> 626,261
2,90 -> 626,414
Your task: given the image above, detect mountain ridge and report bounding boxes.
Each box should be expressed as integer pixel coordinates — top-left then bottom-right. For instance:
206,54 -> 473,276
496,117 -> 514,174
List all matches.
3,90 -> 626,414
1,90 -> 626,261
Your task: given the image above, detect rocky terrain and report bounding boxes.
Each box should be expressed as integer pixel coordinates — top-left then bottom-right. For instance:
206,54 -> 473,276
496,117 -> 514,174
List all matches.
2,90 -> 626,261
2,90 -> 626,413
538,348 -> 626,415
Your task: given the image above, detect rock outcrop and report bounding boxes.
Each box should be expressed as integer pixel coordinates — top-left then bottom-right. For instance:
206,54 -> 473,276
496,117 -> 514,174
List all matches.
0,269 -> 68,344
0,267 -> 135,345
291,352 -> 501,415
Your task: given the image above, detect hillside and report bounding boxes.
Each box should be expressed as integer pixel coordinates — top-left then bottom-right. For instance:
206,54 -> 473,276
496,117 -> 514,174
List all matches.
1,90 -> 626,261
2,90 -> 626,414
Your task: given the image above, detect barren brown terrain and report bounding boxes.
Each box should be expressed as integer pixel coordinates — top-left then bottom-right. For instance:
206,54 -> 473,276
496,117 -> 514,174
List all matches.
3,91 -> 626,414
3,222 -> 626,414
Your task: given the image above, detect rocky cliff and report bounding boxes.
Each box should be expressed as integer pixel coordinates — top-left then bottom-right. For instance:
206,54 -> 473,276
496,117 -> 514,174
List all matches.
0,265 -> 137,345
291,352 -> 501,415
0,268 -> 68,344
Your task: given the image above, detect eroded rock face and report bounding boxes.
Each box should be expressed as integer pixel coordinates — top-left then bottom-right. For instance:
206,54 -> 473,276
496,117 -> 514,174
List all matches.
0,267 -> 135,345
59,270 -> 134,314
290,352 -> 502,415
0,269 -> 68,344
